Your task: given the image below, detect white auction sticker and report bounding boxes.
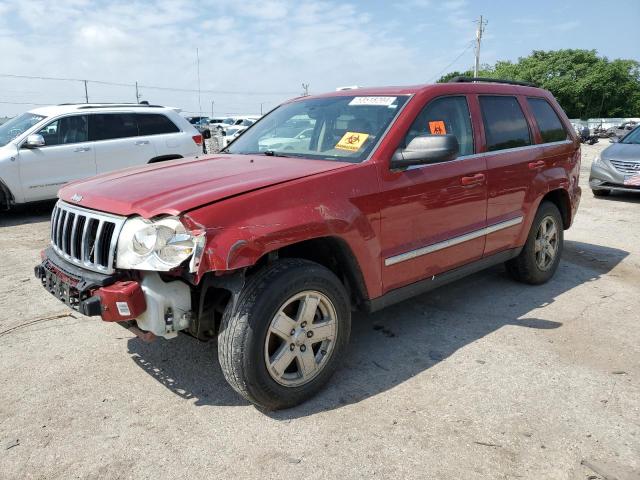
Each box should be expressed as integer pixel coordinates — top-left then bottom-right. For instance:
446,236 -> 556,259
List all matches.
116,301 -> 131,316
349,96 -> 397,106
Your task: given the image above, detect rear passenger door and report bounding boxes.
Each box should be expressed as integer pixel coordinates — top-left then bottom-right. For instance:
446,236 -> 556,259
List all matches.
477,95 -> 540,256
90,113 -> 157,173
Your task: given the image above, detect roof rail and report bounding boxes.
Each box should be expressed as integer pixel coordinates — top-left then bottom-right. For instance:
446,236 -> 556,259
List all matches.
448,76 -> 537,87
57,102 -> 164,108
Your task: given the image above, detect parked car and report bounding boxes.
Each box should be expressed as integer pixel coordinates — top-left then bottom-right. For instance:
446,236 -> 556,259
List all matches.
209,118 -> 227,128
35,79 -> 581,410
223,118 -> 258,144
606,121 -> 637,139
0,104 -> 202,210
589,124 -> 640,196
185,116 -> 210,130
258,127 -> 314,151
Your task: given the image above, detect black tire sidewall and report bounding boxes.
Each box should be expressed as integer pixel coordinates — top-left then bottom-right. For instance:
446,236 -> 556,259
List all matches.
522,202 -> 564,283
237,261 -> 350,409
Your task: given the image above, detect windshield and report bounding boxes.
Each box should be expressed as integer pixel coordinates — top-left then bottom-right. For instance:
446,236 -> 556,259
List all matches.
0,112 -> 46,147
227,95 -> 409,162
620,126 -> 640,144
223,118 -> 235,125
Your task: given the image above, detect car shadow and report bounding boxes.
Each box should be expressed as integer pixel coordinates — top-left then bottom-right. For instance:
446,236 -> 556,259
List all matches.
126,239 -> 629,415
593,192 -> 640,204
0,200 -> 56,227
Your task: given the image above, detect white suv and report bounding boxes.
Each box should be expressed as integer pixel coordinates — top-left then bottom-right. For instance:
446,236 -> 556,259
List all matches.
0,104 -> 203,209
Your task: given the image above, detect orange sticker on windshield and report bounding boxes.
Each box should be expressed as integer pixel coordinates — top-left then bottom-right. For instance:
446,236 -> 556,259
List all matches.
429,121 -> 447,135
335,131 -> 369,152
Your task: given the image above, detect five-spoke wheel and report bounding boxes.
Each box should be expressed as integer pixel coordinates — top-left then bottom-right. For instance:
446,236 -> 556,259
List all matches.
218,259 -> 351,410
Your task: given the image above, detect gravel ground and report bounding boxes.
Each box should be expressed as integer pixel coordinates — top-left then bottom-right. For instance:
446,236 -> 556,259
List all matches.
0,143 -> 638,480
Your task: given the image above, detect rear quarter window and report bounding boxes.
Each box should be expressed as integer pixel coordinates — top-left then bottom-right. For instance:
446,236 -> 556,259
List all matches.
137,114 -> 180,135
526,98 -> 568,143
479,96 -> 531,152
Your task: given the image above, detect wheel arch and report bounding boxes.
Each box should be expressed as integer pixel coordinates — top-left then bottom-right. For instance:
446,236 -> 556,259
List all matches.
194,235 -> 369,332
540,188 -> 571,229
0,178 -> 14,210
272,236 -> 369,309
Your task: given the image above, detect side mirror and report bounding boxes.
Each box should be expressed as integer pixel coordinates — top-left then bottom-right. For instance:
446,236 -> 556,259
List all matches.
202,128 -> 211,140
609,137 -> 619,143
391,134 -> 459,169
22,134 -> 45,149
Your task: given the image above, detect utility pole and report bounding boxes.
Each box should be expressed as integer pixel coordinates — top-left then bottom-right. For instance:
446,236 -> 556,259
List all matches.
135,81 -> 141,103
474,15 -> 487,78
301,83 -> 309,96
211,100 -> 214,118
83,80 -> 89,103
196,48 -> 202,115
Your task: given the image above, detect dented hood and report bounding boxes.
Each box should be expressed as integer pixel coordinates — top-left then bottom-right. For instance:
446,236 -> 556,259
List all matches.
59,154 -> 350,218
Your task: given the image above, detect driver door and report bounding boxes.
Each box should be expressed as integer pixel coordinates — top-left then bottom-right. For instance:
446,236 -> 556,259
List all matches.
378,95 -> 488,293
18,115 -> 96,202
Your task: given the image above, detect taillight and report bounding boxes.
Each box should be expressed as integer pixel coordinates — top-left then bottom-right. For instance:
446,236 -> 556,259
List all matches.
192,134 -> 203,146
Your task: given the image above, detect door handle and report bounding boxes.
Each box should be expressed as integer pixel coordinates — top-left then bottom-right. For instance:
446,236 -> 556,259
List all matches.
135,140 -> 150,145
528,160 -> 545,169
74,147 -> 90,152
460,173 -> 485,186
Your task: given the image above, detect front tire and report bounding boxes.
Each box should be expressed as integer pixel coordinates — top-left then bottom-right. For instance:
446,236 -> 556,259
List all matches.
218,259 -> 351,410
506,201 -> 563,285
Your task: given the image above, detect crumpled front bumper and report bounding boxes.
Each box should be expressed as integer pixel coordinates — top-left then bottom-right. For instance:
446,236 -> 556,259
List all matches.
34,247 -> 146,321
35,247 -> 192,338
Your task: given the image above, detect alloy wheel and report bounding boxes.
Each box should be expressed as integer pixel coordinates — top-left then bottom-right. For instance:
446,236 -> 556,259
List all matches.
534,215 -> 559,271
264,290 -> 337,387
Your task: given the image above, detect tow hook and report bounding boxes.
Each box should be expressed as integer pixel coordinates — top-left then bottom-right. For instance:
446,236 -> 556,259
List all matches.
120,320 -> 156,343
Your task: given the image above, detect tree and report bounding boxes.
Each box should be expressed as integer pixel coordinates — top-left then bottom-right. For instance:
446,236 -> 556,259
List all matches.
437,50 -> 640,118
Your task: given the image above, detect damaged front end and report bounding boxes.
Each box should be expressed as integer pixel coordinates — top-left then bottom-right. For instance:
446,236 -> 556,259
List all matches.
34,201 -> 214,341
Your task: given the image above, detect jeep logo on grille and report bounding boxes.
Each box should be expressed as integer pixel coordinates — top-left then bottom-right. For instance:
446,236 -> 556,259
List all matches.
70,193 -> 83,202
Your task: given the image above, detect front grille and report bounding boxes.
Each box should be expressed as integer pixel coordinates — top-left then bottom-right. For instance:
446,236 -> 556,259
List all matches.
609,159 -> 640,175
50,201 -> 126,274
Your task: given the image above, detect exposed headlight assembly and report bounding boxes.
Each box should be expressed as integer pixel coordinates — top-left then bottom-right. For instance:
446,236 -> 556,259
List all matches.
116,216 -> 205,271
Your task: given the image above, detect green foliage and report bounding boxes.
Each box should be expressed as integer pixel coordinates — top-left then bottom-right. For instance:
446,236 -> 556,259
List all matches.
437,49 -> 640,118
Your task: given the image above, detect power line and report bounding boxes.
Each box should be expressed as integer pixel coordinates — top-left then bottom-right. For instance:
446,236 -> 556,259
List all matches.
0,73 -> 298,96
0,100 -> 52,106
428,41 -> 475,83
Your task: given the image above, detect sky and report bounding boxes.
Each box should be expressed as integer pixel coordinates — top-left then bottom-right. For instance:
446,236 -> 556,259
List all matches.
0,0 -> 639,117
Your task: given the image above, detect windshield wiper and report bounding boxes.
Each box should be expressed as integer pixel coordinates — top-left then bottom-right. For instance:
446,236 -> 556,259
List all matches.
263,150 -> 291,157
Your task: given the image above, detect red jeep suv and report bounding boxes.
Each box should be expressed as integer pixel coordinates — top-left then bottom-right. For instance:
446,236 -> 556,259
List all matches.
35,78 -> 581,409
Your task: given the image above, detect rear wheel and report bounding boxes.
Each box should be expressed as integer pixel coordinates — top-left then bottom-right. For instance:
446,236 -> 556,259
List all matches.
592,188 -> 611,197
506,201 -> 563,285
218,259 -> 351,410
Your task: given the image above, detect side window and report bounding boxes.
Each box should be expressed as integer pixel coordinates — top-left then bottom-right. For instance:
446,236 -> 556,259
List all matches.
405,96 -> 474,157
527,98 -> 567,143
37,115 -> 88,146
479,96 -> 531,152
137,114 -> 180,135
89,114 -> 138,141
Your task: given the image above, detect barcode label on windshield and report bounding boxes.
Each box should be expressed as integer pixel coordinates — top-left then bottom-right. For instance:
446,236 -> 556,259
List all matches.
349,96 -> 397,106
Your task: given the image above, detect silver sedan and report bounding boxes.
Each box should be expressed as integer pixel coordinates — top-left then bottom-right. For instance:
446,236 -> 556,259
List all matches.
589,126 -> 640,197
